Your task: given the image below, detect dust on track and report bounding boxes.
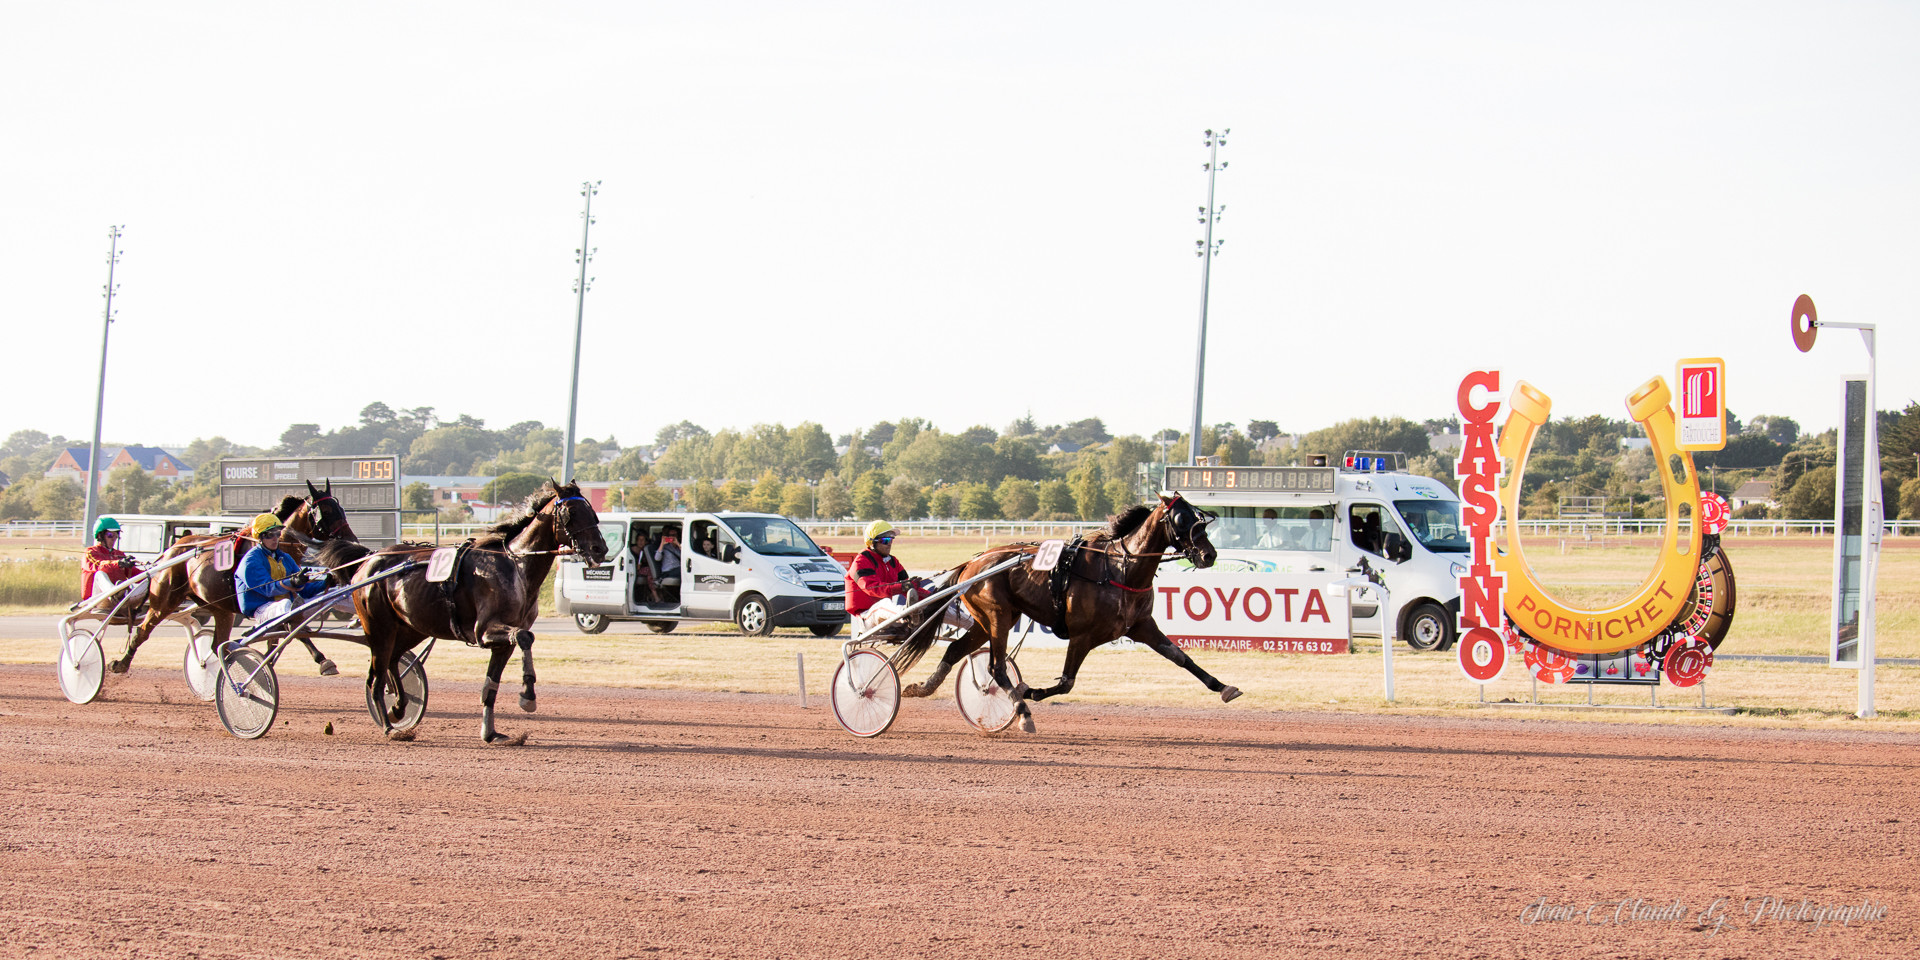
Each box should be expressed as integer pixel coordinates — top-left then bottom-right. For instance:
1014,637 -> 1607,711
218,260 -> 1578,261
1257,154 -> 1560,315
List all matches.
1,664 -> 1914,959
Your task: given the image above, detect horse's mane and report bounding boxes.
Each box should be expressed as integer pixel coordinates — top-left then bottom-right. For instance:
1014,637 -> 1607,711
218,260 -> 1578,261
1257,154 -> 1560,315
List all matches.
1105,504 -> 1154,539
273,495 -> 303,521
471,512 -> 538,549
469,481 -> 579,548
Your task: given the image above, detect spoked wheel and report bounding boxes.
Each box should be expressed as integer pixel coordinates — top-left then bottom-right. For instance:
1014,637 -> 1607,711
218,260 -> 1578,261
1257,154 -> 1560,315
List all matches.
955,649 -> 1025,733
214,647 -> 279,739
181,627 -> 219,702
366,650 -> 431,733
57,627 -> 106,705
830,649 -> 900,737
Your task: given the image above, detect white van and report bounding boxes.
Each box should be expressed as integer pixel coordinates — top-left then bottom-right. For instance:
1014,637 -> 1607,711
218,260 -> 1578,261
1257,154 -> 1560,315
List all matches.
100,514 -> 251,564
554,511 -> 850,637
1159,454 -> 1468,652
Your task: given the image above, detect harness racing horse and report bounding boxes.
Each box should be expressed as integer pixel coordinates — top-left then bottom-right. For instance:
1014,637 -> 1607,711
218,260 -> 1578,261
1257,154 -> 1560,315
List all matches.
349,480 -> 609,744
111,481 -> 356,677
899,494 -> 1235,733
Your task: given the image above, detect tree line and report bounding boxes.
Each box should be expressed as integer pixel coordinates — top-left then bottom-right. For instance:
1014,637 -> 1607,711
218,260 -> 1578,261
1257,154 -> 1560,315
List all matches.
5,401 -> 1919,523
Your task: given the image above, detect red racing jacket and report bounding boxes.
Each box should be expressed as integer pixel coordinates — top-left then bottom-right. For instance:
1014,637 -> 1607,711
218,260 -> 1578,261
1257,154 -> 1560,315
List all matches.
82,544 -> 137,600
845,548 -> 914,616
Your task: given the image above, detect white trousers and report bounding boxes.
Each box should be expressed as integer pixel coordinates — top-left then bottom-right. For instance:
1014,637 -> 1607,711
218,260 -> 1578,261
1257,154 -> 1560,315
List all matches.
854,596 -> 975,638
88,572 -> 147,611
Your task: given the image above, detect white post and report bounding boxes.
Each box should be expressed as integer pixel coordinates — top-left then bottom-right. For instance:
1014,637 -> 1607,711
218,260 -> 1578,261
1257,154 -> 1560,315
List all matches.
796,651 -> 808,708
1859,327 -> 1880,718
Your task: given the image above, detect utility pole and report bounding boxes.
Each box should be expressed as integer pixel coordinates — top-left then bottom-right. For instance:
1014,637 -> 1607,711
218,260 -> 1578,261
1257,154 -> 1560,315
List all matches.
562,181 -> 599,484
1187,129 -> 1228,464
82,226 -> 125,538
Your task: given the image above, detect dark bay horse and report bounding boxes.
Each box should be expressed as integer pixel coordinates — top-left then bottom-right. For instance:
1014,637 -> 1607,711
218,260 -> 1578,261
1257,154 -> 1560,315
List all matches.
111,481 -> 355,676
349,481 -> 609,744
900,494 -> 1236,733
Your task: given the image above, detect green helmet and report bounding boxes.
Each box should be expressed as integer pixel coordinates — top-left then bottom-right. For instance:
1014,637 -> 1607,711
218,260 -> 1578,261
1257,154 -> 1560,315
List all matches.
93,516 -> 121,539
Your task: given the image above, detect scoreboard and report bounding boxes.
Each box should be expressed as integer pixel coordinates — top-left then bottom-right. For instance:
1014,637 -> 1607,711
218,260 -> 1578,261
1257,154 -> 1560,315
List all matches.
1164,465 -> 1336,494
218,455 -> 401,547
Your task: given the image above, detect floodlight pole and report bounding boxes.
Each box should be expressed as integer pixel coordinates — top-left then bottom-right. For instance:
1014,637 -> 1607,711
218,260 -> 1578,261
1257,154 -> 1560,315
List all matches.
562,181 -> 599,484
82,226 -> 125,538
1187,129 -> 1227,465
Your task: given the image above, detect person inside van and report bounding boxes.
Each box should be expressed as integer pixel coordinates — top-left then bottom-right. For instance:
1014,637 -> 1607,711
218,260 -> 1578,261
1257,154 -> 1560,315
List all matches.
1255,509 -> 1284,549
1308,508 -> 1331,550
639,530 -> 682,603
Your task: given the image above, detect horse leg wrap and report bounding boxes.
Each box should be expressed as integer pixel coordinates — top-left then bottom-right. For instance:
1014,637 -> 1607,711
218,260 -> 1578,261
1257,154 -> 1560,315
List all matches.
480,677 -> 500,709
517,633 -> 537,712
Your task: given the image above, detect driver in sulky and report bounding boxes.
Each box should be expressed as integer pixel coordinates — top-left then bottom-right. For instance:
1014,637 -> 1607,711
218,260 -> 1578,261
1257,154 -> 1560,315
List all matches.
845,520 -> 972,639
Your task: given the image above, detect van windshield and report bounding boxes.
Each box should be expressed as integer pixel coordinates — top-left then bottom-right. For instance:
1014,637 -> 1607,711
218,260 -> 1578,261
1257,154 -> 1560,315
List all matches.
721,516 -> 826,557
1393,500 -> 1470,553
1206,505 -> 1335,552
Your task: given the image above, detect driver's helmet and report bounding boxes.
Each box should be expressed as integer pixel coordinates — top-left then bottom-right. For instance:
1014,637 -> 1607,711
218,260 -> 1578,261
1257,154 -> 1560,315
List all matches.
93,516 -> 121,540
864,519 -> 895,544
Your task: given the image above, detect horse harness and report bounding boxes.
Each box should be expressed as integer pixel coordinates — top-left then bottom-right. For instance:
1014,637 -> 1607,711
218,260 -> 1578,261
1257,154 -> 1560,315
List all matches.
1045,536 -> 1156,641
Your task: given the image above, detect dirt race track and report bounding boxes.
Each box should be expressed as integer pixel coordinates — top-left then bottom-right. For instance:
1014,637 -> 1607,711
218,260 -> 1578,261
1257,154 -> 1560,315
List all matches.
1,665 -> 1914,959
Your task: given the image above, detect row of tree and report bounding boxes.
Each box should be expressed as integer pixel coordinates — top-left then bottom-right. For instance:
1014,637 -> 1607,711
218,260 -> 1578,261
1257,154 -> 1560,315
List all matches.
6,402 -> 1919,523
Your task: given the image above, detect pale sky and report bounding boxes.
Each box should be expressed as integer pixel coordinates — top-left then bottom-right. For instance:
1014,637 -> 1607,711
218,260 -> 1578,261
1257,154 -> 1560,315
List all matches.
3,1 -> 1914,452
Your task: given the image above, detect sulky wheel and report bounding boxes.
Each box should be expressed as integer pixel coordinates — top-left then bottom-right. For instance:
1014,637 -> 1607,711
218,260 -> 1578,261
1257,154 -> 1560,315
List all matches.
57,627 -> 106,705
214,647 -> 280,740
181,626 -> 219,702
954,649 -> 1025,733
365,650 -> 430,733
830,649 -> 900,737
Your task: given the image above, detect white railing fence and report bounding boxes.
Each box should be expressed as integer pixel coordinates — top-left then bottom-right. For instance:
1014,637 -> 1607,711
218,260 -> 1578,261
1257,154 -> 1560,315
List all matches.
11,517 -> 1917,543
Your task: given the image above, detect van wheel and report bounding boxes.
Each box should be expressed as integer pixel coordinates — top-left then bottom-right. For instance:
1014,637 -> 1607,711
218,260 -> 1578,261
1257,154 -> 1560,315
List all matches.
575,612 -> 610,635
1403,602 -> 1454,652
735,594 -> 775,636
643,620 -> 676,634
809,623 -> 842,638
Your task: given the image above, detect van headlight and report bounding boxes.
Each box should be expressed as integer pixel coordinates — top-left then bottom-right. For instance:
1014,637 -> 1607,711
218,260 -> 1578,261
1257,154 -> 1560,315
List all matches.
1449,561 -> 1468,579
775,564 -> 804,586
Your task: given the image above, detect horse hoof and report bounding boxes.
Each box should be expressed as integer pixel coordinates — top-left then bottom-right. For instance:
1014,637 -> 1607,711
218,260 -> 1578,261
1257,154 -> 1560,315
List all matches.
107,659 -> 130,675
387,729 -> 416,742
519,696 -> 536,713
901,683 -> 925,698
1018,714 -> 1036,734
1220,685 -> 1243,703
486,731 -> 528,746
317,659 -> 339,677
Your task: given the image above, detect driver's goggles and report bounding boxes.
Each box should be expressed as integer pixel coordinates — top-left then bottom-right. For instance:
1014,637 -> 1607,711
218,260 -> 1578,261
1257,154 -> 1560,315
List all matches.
874,535 -> 896,544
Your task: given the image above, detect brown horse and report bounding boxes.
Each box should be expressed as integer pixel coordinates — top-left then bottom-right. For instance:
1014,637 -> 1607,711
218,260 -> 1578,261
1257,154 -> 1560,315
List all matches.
111,481 -> 355,676
899,494 -> 1234,733
348,480 -> 608,744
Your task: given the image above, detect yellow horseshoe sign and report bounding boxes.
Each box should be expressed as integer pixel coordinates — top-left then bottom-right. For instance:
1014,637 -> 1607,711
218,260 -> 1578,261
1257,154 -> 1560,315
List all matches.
1494,376 -> 1702,655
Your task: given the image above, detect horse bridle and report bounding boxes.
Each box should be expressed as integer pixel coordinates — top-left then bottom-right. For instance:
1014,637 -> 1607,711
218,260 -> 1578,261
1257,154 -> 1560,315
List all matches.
1103,495 -> 1216,568
282,494 -> 351,548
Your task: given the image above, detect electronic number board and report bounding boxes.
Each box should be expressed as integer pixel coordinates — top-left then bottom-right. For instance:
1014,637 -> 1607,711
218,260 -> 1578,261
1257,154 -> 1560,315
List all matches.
217,455 -> 401,547
1163,465 -> 1337,494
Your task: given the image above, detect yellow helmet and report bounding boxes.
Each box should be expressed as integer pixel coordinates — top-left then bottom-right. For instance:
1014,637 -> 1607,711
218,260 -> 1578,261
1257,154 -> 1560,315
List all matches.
864,519 -> 895,543
250,513 -> 285,538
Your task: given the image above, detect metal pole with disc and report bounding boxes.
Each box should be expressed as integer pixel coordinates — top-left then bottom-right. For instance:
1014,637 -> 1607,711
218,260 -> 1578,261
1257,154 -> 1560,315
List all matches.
1187,129 -> 1228,465
562,181 -> 599,484
82,226 -> 125,538
1791,295 -> 1882,718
